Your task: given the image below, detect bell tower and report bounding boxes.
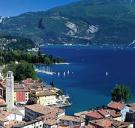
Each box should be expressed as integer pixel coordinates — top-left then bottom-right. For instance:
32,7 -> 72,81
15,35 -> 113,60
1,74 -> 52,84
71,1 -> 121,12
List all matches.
6,71 -> 14,111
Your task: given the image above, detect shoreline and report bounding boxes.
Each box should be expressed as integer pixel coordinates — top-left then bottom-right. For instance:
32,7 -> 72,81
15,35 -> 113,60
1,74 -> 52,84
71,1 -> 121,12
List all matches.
40,43 -> 135,50
54,62 -> 70,65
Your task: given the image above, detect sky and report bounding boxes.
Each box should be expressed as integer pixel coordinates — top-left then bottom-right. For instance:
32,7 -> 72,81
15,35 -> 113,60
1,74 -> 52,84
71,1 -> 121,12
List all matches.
0,0 -> 79,16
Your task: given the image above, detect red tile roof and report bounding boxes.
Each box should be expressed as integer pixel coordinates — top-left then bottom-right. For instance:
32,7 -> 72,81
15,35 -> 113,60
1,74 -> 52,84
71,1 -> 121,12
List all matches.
97,109 -> 121,118
97,109 -> 110,117
86,111 -> 103,119
22,78 -> 33,84
90,119 -> 112,128
107,102 -> 125,111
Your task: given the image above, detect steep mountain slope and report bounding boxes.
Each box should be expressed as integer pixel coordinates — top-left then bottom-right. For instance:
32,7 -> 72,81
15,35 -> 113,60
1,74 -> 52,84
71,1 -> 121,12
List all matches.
0,0 -> 135,47
0,35 -> 35,50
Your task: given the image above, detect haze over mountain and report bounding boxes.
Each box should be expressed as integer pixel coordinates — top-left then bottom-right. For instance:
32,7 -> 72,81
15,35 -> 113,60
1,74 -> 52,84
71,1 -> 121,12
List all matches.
0,0 -> 135,47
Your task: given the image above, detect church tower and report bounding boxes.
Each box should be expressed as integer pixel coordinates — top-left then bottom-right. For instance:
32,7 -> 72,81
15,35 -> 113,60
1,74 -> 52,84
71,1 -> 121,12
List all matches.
6,71 -> 14,111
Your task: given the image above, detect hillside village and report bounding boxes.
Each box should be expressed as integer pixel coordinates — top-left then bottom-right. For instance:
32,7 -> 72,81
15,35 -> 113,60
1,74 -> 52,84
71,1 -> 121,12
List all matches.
0,71 -> 134,128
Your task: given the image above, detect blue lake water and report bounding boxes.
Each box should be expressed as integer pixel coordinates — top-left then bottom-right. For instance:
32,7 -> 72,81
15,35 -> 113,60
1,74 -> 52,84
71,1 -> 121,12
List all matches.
37,45 -> 135,115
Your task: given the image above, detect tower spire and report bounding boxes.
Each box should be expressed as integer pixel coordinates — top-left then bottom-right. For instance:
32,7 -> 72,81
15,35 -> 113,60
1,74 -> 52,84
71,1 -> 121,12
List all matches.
6,71 -> 14,111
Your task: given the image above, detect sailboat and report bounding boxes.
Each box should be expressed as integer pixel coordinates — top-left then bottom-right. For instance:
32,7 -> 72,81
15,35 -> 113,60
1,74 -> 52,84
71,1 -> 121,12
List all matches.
63,72 -> 66,76
58,72 -> 60,77
106,72 -> 109,77
67,70 -> 70,75
44,66 -> 56,75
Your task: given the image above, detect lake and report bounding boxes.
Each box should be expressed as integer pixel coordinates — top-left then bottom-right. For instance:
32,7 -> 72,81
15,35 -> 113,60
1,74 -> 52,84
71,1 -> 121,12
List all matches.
37,45 -> 135,115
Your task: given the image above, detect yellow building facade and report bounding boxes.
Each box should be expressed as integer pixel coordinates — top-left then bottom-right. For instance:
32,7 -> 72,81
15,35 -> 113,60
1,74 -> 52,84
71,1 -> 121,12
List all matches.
36,89 -> 58,106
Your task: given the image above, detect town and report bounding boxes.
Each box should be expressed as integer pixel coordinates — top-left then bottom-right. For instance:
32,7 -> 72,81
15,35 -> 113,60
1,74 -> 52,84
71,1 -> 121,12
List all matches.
0,71 -> 134,128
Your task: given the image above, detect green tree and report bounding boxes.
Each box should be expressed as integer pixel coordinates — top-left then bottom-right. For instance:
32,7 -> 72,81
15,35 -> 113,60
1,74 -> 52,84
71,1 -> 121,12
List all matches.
111,85 -> 131,103
2,61 -> 36,81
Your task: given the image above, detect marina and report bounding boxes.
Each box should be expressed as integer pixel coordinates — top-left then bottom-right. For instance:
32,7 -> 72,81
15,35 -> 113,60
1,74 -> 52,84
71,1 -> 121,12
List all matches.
34,65 -> 72,77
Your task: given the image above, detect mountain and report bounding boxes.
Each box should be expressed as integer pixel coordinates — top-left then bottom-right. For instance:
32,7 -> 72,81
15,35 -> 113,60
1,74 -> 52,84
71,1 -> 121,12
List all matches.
0,35 -> 35,50
0,0 -> 135,47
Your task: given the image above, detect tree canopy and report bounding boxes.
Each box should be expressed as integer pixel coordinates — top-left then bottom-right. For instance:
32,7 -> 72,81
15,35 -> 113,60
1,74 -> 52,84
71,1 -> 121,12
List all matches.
3,61 -> 36,81
0,50 -> 64,65
111,84 -> 131,103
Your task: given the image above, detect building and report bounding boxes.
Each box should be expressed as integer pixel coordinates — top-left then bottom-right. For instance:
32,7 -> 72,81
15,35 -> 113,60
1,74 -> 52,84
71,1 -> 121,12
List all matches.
22,78 -> 44,91
36,89 -> 58,106
89,118 -> 112,128
13,118 -> 43,128
89,118 -> 133,128
0,110 -> 23,127
85,107 -> 122,125
13,116 -> 58,128
6,71 -> 14,111
25,104 -> 65,121
59,115 -> 85,127
0,97 -> 6,110
43,118 -> 57,128
107,101 -> 125,111
85,110 -> 104,123
14,83 -> 30,105
125,103 -> 135,124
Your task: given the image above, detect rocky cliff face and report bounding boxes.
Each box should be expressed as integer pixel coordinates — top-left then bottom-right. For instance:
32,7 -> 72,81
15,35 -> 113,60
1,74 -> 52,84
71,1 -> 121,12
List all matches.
0,0 -> 135,47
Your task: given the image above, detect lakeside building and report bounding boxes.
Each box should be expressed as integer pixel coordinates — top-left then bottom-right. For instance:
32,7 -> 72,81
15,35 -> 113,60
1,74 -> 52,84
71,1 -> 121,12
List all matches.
14,83 -> 30,105
59,115 -> 85,127
0,76 -> 70,107
107,101 -> 125,111
36,89 -> 58,106
89,118 -> 133,128
0,99 -> 134,127
25,104 -> 65,121
85,108 -> 122,124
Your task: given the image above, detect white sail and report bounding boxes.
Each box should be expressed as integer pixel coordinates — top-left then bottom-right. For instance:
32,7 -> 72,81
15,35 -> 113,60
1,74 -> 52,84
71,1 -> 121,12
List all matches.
106,72 -> 108,76
67,70 -> 70,75
58,72 -> 60,76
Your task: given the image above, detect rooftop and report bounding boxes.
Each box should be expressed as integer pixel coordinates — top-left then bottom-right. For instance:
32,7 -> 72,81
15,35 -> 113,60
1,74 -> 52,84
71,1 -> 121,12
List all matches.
0,110 -> 11,122
14,83 -> 30,92
90,119 -> 112,128
25,104 -> 64,118
85,111 -> 103,119
90,118 -> 131,128
36,89 -> 57,97
112,120 -> 131,127
12,119 -> 41,128
97,108 -> 121,118
43,118 -> 57,126
22,78 -> 34,84
59,115 -> 84,123
4,120 -> 24,128
107,102 -> 125,111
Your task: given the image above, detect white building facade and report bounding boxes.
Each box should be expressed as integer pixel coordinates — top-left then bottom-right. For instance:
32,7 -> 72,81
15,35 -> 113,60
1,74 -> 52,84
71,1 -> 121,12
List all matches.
6,71 -> 14,111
